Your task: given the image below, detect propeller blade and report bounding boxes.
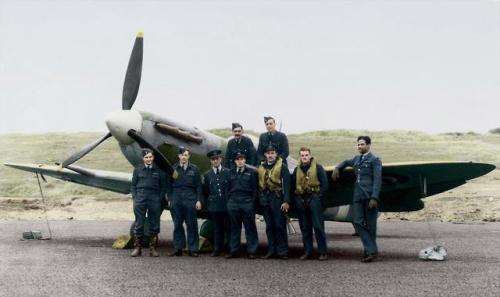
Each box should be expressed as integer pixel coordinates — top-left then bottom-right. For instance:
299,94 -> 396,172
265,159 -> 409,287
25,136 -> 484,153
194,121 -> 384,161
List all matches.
61,132 -> 112,167
127,129 -> 174,176
122,32 -> 143,110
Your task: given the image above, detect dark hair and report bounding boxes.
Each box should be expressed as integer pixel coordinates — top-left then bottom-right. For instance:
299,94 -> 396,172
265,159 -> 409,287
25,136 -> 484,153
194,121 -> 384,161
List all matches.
299,147 -> 311,153
264,116 -> 275,123
357,136 -> 371,145
232,123 -> 243,130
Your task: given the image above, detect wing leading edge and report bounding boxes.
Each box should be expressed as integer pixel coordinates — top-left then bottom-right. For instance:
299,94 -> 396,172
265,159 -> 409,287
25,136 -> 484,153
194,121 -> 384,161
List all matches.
4,163 -> 132,194
323,161 -> 495,212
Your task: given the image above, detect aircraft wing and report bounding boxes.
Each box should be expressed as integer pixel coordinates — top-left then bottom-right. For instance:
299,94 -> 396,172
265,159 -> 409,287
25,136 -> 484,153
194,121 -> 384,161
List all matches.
4,163 -> 132,194
324,161 -> 496,212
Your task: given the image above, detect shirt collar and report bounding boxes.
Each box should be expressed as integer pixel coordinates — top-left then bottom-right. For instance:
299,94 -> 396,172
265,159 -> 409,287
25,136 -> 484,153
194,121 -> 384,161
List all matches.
213,165 -> 222,174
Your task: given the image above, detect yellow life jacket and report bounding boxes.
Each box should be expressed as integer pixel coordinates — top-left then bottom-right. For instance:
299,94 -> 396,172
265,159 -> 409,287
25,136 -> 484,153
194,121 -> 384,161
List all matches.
257,157 -> 283,192
295,158 -> 321,195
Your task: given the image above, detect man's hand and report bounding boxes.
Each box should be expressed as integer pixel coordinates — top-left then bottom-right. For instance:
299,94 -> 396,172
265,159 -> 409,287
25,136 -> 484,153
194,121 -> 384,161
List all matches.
368,198 -> 378,209
331,168 -> 340,182
195,201 -> 202,210
281,202 -> 289,213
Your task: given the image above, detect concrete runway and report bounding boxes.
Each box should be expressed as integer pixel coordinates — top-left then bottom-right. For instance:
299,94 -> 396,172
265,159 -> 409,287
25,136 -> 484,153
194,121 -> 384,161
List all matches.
0,220 -> 499,297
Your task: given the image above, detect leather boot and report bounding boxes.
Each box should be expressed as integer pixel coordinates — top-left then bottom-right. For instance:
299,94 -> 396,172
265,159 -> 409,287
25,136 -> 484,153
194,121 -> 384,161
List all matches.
130,236 -> 142,257
150,234 -> 159,257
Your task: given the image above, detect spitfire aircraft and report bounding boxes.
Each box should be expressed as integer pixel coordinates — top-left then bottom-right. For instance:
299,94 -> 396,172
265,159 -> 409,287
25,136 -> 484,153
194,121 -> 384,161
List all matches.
4,33 -> 495,246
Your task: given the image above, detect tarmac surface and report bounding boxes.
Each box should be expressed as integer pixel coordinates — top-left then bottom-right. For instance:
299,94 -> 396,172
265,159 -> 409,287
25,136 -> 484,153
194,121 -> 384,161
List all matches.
0,220 -> 499,297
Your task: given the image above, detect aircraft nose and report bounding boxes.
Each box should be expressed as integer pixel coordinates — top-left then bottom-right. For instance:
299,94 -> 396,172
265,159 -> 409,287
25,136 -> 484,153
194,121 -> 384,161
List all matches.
105,110 -> 142,144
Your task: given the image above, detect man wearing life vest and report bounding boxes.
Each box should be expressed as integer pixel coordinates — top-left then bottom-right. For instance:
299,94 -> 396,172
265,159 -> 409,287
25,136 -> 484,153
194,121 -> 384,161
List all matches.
291,147 -> 329,261
257,145 -> 291,259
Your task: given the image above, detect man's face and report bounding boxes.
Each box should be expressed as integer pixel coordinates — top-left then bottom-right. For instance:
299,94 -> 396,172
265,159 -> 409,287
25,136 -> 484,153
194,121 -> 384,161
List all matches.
232,127 -> 243,140
299,150 -> 311,164
143,153 -> 154,165
265,150 -> 277,163
210,156 -> 221,168
265,119 -> 276,133
235,157 -> 246,168
178,151 -> 190,164
357,140 -> 370,154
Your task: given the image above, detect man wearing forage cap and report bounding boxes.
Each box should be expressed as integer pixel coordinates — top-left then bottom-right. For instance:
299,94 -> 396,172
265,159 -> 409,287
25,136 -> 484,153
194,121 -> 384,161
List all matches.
168,146 -> 203,257
224,123 -> 257,169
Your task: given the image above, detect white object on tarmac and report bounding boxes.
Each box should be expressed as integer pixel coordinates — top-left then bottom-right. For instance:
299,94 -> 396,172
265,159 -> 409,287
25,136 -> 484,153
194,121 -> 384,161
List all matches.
419,245 -> 448,261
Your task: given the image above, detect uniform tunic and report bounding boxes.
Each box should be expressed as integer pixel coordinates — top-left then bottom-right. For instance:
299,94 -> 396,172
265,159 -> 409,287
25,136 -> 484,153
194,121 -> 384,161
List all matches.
227,167 -> 259,255
291,161 -> 328,255
131,164 -> 168,237
257,131 -> 289,163
224,136 -> 257,168
169,162 -> 203,252
203,166 -> 231,252
336,152 -> 382,256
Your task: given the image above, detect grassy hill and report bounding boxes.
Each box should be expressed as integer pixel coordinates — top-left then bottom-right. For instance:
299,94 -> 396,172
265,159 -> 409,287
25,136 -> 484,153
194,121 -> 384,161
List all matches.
1,130 -> 499,199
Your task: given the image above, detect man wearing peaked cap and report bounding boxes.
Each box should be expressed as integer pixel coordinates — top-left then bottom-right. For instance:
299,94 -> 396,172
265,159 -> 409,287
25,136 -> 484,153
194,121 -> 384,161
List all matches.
224,123 -> 257,169
202,149 -> 231,256
167,146 -> 203,257
225,150 -> 259,259
257,116 -> 289,164
206,149 -> 222,158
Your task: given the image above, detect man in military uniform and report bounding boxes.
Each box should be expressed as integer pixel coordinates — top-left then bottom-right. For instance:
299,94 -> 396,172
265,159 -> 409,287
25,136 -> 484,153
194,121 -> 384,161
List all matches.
257,117 -> 289,163
224,123 -> 257,168
168,147 -> 203,257
202,149 -> 231,257
130,149 -> 169,257
291,147 -> 328,261
225,151 -> 259,259
257,145 -> 290,259
332,136 -> 382,262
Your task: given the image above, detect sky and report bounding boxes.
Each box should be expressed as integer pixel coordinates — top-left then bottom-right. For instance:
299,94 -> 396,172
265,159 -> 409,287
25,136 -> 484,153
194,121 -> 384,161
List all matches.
1,0 -> 499,135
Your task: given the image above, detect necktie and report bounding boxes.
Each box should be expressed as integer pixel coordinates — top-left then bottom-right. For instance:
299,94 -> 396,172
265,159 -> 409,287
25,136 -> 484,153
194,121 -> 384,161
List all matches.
216,168 -> 220,175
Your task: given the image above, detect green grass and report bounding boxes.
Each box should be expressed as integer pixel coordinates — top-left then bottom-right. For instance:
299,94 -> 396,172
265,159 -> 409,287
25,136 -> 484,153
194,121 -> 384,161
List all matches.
1,130 -> 499,198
